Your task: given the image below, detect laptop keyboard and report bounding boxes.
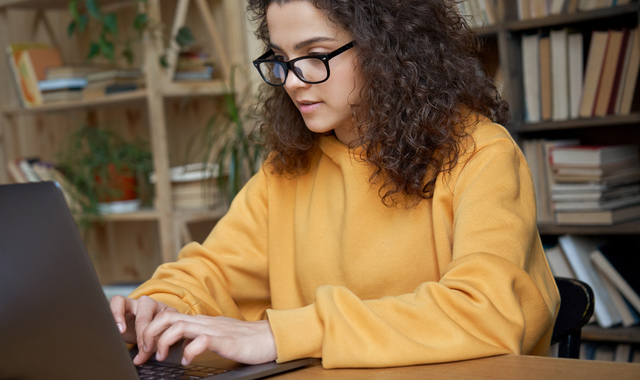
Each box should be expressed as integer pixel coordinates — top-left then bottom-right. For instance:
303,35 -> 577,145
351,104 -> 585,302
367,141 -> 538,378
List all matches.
137,362 -> 228,379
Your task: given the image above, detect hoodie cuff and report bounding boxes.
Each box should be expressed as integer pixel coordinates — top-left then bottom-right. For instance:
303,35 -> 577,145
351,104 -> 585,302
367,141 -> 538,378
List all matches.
266,304 -> 324,362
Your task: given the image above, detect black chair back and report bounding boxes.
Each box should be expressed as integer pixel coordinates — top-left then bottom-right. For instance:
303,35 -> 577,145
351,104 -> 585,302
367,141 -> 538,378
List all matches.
551,277 -> 595,358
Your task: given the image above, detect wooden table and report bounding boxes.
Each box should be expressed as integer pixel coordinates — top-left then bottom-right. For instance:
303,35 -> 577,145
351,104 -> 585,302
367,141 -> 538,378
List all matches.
275,354 -> 640,380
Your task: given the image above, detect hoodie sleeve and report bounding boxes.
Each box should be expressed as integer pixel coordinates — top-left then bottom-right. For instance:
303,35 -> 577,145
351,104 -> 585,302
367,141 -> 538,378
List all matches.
129,169 -> 272,322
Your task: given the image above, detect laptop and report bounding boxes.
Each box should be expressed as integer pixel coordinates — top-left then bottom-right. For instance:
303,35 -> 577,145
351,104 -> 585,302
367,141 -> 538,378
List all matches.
0,182 -> 319,380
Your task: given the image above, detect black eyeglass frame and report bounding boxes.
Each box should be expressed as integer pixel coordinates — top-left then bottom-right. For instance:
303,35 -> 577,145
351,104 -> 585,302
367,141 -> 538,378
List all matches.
252,41 -> 355,86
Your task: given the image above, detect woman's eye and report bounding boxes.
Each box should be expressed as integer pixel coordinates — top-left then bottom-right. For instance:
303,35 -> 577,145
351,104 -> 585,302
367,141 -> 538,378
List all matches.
273,55 -> 287,62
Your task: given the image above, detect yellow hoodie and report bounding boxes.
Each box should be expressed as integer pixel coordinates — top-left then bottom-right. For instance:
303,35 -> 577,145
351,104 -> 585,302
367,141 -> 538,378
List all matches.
130,120 -> 559,368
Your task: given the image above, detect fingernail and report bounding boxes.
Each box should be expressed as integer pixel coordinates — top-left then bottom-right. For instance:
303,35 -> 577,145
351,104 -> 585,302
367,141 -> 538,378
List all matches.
156,352 -> 161,361
181,357 -> 189,366
117,323 -> 124,333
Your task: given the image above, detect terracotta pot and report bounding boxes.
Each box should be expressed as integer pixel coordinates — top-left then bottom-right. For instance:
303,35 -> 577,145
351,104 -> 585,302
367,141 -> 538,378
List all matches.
94,163 -> 138,203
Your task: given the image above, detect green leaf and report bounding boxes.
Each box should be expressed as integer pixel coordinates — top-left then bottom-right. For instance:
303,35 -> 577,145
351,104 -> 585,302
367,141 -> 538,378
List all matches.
159,54 -> 168,68
122,42 -> 134,65
85,0 -> 101,19
78,14 -> 88,33
175,26 -> 195,47
99,35 -> 115,61
87,42 -> 100,59
134,13 -> 148,33
69,0 -> 80,23
103,13 -> 118,35
67,20 -> 77,37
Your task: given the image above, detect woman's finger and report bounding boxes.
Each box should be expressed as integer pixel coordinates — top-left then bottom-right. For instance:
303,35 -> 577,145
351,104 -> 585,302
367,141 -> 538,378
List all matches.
181,335 -> 213,365
109,295 -> 127,334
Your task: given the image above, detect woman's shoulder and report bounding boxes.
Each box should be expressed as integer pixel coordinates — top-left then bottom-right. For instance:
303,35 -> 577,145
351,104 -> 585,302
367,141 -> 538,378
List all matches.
467,116 -> 515,147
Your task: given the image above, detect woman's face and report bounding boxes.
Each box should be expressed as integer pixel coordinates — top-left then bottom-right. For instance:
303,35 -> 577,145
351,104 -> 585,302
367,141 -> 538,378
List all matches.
266,0 -> 363,145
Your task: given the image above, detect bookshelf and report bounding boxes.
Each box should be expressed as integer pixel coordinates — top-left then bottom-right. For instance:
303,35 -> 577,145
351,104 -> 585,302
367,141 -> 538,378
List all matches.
0,0 -> 248,283
469,0 -> 640,351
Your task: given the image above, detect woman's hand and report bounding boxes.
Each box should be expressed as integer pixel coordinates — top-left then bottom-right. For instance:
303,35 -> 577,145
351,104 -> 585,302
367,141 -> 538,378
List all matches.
145,314 -> 277,366
110,295 -> 277,366
109,295 -> 178,364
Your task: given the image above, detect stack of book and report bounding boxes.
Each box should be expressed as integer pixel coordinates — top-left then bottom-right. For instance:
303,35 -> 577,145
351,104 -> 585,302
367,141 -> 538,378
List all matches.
550,144 -> 640,225
6,42 -> 63,107
173,48 -> 215,82
544,234 -> 640,361
83,68 -> 145,100
517,0 -> 633,20
151,163 -> 221,209
521,26 -> 640,123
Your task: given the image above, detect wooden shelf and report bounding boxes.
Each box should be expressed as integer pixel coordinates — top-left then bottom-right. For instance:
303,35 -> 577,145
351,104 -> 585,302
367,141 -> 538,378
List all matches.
582,324 -> 640,344
79,208 -> 160,223
163,80 -> 227,98
508,113 -> 640,133
538,220 -> 640,235
504,3 -> 639,32
1,90 -> 148,115
0,0 -> 124,9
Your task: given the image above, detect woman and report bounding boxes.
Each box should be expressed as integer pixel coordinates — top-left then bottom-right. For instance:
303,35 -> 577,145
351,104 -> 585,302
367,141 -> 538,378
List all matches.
111,0 -> 559,369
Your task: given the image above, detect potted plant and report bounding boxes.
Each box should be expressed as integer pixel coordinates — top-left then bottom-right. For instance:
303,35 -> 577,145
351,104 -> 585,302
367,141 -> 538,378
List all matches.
197,67 -> 265,204
57,125 -> 154,221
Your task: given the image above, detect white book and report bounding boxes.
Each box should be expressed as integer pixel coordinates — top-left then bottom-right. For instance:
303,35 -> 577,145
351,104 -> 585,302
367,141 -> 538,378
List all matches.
545,245 -> 575,278
551,29 -> 570,121
568,32 -> 584,119
590,249 -> 640,314
558,235 -> 622,328
596,267 -> 638,327
522,33 -> 542,123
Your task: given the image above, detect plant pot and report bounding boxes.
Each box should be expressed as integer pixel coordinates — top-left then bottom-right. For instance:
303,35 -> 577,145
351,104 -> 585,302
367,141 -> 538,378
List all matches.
94,163 -> 138,203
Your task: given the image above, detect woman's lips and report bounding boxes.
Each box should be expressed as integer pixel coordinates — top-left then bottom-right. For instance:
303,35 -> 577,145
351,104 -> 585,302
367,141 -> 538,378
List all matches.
298,101 -> 321,114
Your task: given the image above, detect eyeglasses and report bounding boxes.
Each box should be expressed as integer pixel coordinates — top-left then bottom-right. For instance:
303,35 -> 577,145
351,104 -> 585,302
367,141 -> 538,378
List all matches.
253,41 -> 355,86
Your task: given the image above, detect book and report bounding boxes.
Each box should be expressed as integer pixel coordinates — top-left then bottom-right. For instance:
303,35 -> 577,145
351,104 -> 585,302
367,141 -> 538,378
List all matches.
607,29 -> 632,114
517,0 -> 532,20
38,77 -> 87,92
41,88 -> 83,103
6,160 -> 28,183
549,0 -> 566,15
20,47 -> 63,81
596,271 -> 639,327
553,193 -> 640,211
551,145 -> 639,167
545,245 -> 575,278
86,68 -> 142,83
522,33 -> 541,123
551,183 -> 640,201
530,0 -> 548,19
590,241 -> 640,314
614,344 -> 633,362
568,32 -> 584,119
551,29 -> 569,121
558,235 -> 622,328
555,203 -> 640,225
618,28 -> 640,115
541,139 -> 581,223
593,29 -> 625,117
540,35 -> 553,121
45,64 -> 109,80
6,42 -> 49,107
579,30 -> 610,118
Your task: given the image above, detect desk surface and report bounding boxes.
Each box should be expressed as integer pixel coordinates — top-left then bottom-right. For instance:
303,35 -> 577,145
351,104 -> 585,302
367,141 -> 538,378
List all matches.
275,354 -> 640,380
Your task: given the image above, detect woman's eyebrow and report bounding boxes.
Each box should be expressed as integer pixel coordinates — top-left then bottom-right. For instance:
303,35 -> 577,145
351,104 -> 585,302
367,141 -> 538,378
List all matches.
269,36 -> 338,52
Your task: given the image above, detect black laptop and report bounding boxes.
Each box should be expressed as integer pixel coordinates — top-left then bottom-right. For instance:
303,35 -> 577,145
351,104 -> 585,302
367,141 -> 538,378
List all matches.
0,182 -> 319,380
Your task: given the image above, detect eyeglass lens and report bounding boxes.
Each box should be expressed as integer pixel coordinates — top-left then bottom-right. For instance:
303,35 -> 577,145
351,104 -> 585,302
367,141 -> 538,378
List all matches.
258,57 -> 327,85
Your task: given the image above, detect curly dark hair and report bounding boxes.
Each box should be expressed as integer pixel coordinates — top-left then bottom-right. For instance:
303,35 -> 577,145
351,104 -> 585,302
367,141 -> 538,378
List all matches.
247,0 -> 509,206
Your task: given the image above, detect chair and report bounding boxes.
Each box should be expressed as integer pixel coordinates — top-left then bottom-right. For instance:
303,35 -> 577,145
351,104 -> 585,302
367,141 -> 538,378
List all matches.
551,277 -> 595,359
